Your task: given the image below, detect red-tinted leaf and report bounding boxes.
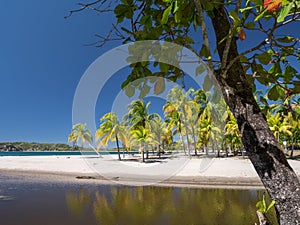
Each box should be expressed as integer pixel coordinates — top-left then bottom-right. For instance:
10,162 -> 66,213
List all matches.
238,28 -> 246,41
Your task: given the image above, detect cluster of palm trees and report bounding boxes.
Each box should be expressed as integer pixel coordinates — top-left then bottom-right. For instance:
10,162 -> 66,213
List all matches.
68,87 -> 300,161
266,109 -> 300,158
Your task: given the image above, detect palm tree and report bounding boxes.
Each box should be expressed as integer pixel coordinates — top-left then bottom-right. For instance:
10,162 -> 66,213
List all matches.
130,126 -> 152,162
225,112 -> 242,156
96,112 -> 128,161
198,117 -> 210,155
165,87 -> 195,156
148,115 -> 169,158
267,112 -> 292,144
68,123 -> 101,157
125,100 -> 151,128
125,99 -> 157,160
285,111 -> 300,158
197,104 -> 222,156
163,102 -> 187,155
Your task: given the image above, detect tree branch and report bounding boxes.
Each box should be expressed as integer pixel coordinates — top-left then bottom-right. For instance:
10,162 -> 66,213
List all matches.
65,0 -> 112,19
193,0 -> 214,71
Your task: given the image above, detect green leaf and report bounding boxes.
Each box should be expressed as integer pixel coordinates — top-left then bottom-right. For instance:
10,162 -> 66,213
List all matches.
283,65 -> 297,83
251,0 -> 263,6
254,8 -> 268,21
276,36 -> 295,43
139,84 -> 150,98
125,85 -> 135,97
268,85 -> 280,101
229,10 -> 241,24
277,3 -> 293,22
174,11 -> 182,23
240,55 -> 249,63
256,76 -> 270,86
240,6 -> 255,13
257,52 -> 271,65
200,45 -> 211,58
262,195 -> 266,212
196,65 -> 206,75
203,75 -> 213,91
256,201 -> 263,209
174,0 -> 180,12
160,63 -> 170,72
161,5 -> 172,25
269,62 -> 282,75
244,22 -> 255,29
268,85 -> 285,101
140,15 -> 152,28
293,84 -> 300,94
294,106 -> 300,114
266,200 -> 276,213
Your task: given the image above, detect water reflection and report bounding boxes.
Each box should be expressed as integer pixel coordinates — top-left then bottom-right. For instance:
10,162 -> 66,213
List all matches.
66,188 -> 91,216
66,186 -> 278,225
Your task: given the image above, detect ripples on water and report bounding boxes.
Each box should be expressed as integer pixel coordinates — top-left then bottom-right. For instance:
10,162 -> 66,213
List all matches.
0,174 -> 278,225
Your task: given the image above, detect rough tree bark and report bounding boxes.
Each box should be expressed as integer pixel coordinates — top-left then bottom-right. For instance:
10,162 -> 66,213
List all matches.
211,5 -> 300,225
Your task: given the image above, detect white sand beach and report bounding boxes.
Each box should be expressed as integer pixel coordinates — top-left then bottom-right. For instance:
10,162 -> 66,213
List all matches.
0,155 -> 299,187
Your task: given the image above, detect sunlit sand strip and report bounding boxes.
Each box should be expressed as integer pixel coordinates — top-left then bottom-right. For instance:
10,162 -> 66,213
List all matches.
0,155 -> 299,187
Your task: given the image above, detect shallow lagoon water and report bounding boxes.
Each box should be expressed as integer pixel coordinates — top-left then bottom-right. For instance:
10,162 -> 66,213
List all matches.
0,174 -> 278,225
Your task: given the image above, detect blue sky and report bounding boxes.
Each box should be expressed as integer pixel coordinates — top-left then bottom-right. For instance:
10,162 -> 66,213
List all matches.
0,1 -> 298,145
0,0 -> 115,143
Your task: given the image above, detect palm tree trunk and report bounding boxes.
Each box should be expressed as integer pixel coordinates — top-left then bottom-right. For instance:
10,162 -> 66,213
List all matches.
182,110 -> 192,157
204,144 -> 208,155
191,125 -> 198,156
179,131 -> 187,156
157,144 -> 161,158
142,149 -> 145,162
145,144 -> 149,159
116,135 -> 121,161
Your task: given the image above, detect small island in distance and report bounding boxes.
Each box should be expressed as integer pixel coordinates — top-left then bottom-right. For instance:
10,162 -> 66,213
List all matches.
0,142 -> 74,152
0,142 -> 122,153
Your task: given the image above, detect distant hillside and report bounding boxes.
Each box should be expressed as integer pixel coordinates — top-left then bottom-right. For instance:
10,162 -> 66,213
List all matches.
0,142 -> 75,152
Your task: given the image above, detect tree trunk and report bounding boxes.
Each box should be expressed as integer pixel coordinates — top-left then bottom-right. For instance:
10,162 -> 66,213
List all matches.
290,136 -> 294,159
157,144 -> 161,158
179,132 -> 187,156
211,5 -> 300,224
146,144 -> 149,159
191,125 -> 198,156
116,135 -> 121,161
142,149 -> 145,162
182,110 -> 192,157
204,144 -> 208,155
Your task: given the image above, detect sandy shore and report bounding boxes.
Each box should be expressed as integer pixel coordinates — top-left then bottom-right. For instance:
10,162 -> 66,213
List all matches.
0,155 -> 299,188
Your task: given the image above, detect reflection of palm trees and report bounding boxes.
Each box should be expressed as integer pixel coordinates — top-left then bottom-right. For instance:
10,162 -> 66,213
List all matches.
65,188 -> 91,216
93,187 -> 174,225
66,186 -> 272,225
